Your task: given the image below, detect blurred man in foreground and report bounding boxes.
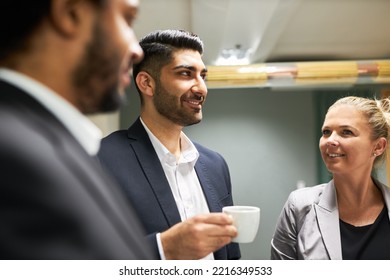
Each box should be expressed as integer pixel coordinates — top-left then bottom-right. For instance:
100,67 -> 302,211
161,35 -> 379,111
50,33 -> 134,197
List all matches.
0,0 -> 153,259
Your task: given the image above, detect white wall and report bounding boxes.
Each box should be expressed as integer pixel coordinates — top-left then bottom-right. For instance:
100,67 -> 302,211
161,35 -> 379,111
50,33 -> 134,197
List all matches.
88,111 -> 120,138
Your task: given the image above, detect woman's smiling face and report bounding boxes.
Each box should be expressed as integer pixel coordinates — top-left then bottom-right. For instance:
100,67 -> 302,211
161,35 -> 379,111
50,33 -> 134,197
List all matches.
319,104 -> 377,176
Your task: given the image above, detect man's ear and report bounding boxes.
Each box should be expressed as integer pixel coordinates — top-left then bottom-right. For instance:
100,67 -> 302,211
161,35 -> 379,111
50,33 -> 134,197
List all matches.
136,71 -> 155,97
49,0 -> 90,37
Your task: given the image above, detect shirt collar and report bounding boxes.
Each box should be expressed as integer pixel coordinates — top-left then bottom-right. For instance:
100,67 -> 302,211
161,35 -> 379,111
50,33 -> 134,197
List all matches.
0,68 -> 102,156
140,117 -> 199,167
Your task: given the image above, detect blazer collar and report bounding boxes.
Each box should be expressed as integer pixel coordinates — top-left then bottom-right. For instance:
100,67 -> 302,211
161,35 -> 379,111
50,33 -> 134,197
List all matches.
315,178 -> 390,260
373,178 -> 390,221
314,180 -> 342,260
127,118 -> 182,226
194,156 -> 220,213
127,118 -> 222,223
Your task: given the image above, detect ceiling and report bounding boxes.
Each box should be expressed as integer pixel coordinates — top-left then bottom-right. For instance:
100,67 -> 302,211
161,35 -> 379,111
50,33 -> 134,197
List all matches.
134,0 -> 390,66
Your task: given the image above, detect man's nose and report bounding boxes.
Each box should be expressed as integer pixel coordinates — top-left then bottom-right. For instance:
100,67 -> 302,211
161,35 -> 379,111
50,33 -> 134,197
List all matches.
129,31 -> 144,64
191,76 -> 207,96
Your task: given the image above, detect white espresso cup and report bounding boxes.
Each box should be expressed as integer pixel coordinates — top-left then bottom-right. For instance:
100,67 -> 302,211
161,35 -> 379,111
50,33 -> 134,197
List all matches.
222,205 -> 260,243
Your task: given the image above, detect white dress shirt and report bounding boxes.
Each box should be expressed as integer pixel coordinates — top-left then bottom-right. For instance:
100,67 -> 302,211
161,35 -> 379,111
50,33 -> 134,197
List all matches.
140,118 -> 214,260
0,68 -> 102,156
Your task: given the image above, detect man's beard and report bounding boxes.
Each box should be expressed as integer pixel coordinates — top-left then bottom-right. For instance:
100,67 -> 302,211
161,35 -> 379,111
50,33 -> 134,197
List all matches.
153,80 -> 202,127
72,21 -> 125,114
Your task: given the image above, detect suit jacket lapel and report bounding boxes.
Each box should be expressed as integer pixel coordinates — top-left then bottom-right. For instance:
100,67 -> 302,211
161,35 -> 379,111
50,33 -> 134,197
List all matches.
195,157 -> 220,213
127,119 -> 181,226
374,178 -> 390,224
195,150 -> 231,260
316,179 -> 390,260
315,180 -> 342,260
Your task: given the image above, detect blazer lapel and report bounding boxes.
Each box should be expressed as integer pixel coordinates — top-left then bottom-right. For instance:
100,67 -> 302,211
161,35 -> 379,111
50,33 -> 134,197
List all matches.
195,149 -> 229,260
127,119 -> 182,226
195,158 -> 220,213
375,178 -> 390,222
315,180 -> 342,260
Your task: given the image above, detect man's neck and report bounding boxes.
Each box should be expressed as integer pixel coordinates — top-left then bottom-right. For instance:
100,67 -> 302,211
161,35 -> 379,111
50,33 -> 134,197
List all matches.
141,114 -> 183,158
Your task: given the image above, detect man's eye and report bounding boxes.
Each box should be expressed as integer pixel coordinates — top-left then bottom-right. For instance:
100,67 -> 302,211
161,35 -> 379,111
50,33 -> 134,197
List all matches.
180,71 -> 191,76
125,12 -> 136,26
322,129 -> 330,136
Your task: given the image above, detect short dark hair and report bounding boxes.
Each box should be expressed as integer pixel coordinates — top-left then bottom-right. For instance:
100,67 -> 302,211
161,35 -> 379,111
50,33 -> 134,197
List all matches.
133,29 -> 204,82
0,0 -> 106,63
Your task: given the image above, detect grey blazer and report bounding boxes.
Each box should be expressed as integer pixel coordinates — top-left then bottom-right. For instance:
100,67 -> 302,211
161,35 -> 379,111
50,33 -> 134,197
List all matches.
0,81 -> 153,259
271,178 -> 390,260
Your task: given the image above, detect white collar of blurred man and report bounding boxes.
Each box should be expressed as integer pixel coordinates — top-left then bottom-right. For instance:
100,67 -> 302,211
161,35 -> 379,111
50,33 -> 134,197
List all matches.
0,68 -> 101,155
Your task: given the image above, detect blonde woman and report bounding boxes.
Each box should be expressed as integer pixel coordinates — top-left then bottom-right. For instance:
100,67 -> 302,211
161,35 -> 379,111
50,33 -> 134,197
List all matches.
271,96 -> 390,260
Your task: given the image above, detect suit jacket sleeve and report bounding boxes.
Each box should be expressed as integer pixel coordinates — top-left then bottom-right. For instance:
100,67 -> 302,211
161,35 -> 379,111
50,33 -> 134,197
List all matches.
271,191 -> 298,260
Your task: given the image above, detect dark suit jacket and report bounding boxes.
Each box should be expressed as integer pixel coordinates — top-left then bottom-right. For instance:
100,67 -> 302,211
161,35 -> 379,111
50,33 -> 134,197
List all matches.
0,80 -> 154,259
98,118 -> 241,259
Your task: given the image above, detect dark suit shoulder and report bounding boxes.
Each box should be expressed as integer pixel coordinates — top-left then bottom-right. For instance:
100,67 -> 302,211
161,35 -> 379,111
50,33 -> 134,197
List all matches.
99,129 -> 137,163
101,129 -> 129,145
194,142 -> 226,161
